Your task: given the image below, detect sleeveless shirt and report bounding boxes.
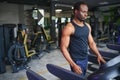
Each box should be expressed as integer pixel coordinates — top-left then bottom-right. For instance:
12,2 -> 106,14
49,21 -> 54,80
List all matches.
69,21 -> 89,61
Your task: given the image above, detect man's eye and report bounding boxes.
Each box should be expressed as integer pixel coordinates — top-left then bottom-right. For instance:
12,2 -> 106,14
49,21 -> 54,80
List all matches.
82,11 -> 87,14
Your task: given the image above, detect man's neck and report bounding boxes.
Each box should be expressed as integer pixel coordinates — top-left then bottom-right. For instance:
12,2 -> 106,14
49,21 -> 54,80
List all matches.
73,18 -> 84,26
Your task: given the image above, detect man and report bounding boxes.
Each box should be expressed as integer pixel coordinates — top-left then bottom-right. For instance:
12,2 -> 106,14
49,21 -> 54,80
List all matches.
60,1 -> 106,77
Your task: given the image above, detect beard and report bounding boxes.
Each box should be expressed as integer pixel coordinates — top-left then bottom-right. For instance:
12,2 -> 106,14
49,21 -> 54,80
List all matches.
77,15 -> 85,22
78,17 -> 85,22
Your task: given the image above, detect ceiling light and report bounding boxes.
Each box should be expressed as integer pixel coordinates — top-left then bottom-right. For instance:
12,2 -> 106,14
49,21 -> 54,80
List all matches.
99,2 -> 109,5
55,4 -> 73,8
71,7 -> 74,9
55,9 -> 62,13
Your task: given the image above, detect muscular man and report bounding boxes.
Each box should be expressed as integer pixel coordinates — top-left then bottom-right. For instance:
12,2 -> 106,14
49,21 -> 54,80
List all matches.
60,1 -> 106,77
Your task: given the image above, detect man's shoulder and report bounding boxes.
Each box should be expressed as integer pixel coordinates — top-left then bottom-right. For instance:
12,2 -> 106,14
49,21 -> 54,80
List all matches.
65,22 -> 74,28
63,22 -> 74,34
84,22 -> 91,31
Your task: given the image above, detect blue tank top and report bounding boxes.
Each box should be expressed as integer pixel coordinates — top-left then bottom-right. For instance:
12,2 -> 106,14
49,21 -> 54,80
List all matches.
69,21 -> 89,60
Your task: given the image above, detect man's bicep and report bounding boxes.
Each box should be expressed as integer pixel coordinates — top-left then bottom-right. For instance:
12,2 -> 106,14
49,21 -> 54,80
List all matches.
88,32 -> 94,45
62,36 -> 70,47
61,26 -> 72,48
61,31 -> 70,48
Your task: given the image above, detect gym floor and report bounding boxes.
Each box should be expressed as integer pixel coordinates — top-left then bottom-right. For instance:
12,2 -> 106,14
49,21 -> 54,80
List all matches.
0,43 -> 118,80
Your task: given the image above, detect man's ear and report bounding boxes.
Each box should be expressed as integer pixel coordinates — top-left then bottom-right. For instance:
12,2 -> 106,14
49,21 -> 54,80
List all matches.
75,10 -> 78,14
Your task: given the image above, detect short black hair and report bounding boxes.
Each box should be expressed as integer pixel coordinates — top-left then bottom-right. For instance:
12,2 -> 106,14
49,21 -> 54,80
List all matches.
74,1 -> 87,11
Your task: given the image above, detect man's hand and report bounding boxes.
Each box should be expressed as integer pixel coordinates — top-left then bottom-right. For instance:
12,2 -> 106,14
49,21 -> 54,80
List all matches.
72,64 -> 82,74
97,55 -> 106,65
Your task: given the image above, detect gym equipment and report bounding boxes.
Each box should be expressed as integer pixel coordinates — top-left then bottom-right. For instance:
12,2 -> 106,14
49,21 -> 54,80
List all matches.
0,25 -> 6,74
97,37 -> 109,42
17,30 -> 36,58
0,24 -> 16,73
17,24 -> 36,57
31,32 -> 42,47
88,62 -> 120,80
8,26 -> 36,73
47,55 -> 120,80
3,24 -> 16,55
26,69 -> 46,80
8,43 -> 29,73
2,24 -> 16,65
18,24 -> 45,59
88,49 -> 119,64
88,55 -> 120,80
24,35 -> 36,58
40,26 -> 56,52
47,64 -> 86,80
31,31 -> 44,54
106,43 -> 120,52
3,24 -> 16,53
100,55 -> 120,69
88,49 -> 119,72
118,35 -> 120,44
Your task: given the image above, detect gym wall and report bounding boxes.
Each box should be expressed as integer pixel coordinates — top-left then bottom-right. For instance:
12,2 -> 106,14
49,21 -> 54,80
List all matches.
0,3 -> 19,24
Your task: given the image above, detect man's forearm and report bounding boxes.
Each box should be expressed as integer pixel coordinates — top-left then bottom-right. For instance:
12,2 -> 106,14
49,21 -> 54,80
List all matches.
89,42 -> 101,57
60,47 -> 76,67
